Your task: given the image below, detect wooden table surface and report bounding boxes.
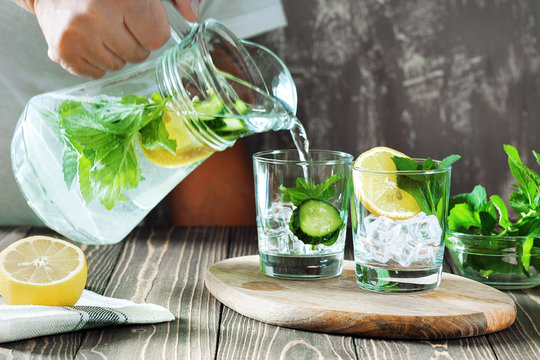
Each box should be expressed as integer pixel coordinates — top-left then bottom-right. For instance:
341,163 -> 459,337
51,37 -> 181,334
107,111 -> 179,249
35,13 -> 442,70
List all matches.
1,225 -> 539,360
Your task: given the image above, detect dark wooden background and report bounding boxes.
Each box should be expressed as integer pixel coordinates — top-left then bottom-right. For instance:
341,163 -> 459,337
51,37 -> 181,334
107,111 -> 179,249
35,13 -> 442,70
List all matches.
248,0 -> 540,199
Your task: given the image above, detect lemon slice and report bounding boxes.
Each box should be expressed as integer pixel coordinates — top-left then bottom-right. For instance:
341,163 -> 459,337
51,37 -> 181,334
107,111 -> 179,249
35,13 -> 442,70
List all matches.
140,110 -> 215,168
353,146 -> 421,220
0,236 -> 87,306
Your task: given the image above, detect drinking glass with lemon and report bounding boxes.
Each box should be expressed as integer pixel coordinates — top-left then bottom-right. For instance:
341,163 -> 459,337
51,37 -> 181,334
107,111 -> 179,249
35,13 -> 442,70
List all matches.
351,147 -> 459,293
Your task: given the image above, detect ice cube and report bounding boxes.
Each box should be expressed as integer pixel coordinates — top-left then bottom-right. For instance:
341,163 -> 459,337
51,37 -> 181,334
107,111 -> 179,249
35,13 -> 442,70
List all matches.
365,215 -> 395,243
417,214 -> 443,245
263,202 -> 293,234
388,222 -> 419,267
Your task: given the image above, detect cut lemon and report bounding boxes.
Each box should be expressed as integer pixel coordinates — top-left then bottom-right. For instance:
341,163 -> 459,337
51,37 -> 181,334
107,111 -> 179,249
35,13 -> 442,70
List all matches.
140,109 -> 215,168
353,146 -> 421,220
0,236 -> 87,306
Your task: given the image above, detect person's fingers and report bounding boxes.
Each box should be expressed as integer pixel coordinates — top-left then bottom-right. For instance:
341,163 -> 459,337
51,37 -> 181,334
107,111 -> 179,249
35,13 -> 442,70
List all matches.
50,49 -> 106,78
78,57 -> 107,79
81,43 -> 127,72
35,0 -> 177,77
48,22 -> 126,74
103,28 -> 150,64
124,0 -> 170,51
174,0 -> 199,22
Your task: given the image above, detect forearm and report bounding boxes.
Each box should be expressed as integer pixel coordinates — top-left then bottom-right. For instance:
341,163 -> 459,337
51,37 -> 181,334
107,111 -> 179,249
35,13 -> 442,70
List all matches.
10,0 -> 35,12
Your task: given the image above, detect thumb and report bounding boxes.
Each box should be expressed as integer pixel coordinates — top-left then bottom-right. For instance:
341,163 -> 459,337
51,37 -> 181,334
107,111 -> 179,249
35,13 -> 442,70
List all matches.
174,0 -> 199,22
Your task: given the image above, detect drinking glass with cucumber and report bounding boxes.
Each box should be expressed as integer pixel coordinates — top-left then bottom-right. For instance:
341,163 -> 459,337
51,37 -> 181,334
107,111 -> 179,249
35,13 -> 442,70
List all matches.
280,175 -> 345,247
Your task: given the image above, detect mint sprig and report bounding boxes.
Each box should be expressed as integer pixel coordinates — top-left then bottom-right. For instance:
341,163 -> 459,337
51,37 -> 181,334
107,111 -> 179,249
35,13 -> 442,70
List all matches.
447,144 -> 540,277
392,154 -> 460,218
56,94 -> 171,210
279,174 -> 341,205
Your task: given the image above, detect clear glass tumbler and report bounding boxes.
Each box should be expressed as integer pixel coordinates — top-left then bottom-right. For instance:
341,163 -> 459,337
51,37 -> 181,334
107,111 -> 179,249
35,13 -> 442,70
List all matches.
253,149 -> 353,279
351,161 -> 452,292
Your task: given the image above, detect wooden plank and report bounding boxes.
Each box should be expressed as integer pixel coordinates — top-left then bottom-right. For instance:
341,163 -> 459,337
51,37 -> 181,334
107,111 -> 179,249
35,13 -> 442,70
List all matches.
215,227 -> 358,360
76,226 -> 230,360
354,337 -> 496,360
486,289 -> 540,359
0,226 -> 31,248
444,246 -> 540,359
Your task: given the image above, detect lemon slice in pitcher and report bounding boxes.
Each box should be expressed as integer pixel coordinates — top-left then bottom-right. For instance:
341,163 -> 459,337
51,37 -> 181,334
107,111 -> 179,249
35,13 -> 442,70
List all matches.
353,146 -> 421,220
0,236 -> 87,306
140,110 -> 215,168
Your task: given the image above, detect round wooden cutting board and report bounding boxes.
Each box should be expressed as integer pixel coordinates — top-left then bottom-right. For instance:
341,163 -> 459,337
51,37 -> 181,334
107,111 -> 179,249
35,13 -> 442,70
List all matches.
204,255 -> 516,340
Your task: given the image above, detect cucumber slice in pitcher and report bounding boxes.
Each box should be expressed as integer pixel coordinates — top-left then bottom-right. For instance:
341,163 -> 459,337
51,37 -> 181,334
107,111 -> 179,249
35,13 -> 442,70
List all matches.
194,95 -> 223,119
219,117 -> 246,132
289,199 -> 344,246
233,99 -> 249,115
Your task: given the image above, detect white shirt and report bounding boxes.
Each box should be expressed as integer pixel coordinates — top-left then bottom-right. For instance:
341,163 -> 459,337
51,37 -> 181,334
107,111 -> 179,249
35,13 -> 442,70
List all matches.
0,0 -> 286,225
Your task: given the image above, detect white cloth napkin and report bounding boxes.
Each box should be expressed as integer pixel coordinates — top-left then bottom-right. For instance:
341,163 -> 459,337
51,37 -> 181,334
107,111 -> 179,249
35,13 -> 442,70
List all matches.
0,290 -> 175,343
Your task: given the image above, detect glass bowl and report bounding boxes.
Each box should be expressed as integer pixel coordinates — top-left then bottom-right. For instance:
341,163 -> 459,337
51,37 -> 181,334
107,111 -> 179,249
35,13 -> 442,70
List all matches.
445,230 -> 540,289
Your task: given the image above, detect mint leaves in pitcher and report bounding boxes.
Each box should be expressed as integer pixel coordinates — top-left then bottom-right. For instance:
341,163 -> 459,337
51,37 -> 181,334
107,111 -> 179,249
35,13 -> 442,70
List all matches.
53,94 -> 171,210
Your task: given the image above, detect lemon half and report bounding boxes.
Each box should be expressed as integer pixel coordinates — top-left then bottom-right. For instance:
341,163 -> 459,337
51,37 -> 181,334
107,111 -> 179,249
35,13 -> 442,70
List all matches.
0,236 -> 87,306
353,146 -> 421,220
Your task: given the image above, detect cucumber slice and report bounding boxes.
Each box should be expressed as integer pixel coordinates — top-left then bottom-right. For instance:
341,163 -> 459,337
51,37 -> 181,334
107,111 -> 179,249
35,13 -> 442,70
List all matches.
233,99 -> 249,115
289,199 -> 344,246
219,117 -> 246,132
194,95 -> 223,119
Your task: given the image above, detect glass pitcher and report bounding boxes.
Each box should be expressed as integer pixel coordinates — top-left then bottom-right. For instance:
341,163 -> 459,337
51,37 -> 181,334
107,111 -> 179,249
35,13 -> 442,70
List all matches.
10,17 -> 297,245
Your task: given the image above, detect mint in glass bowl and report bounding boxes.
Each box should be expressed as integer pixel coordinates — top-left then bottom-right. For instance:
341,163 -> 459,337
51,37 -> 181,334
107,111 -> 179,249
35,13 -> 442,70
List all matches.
445,145 -> 540,289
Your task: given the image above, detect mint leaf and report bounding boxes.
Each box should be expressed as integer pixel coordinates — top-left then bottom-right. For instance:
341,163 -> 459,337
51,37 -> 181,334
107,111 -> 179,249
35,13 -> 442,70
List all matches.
280,175 -> 341,206
61,142 -> 78,189
478,202 -> 498,235
448,203 -> 481,233
392,156 -> 422,171
423,157 -> 436,170
489,195 -> 512,231
515,216 -> 540,236
449,185 -> 488,211
510,187 -> 530,215
395,175 -> 431,214
505,144 -> 540,190
78,155 -> 94,203
312,174 -> 340,201
439,154 -> 462,169
519,237 -> 534,276
138,100 -> 176,153
534,150 -> 540,166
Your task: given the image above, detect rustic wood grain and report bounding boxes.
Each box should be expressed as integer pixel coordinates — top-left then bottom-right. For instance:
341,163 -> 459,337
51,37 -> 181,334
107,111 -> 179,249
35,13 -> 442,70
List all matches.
486,289 -> 540,359
75,226 -> 230,360
354,336 -> 498,360
215,226 -> 358,360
